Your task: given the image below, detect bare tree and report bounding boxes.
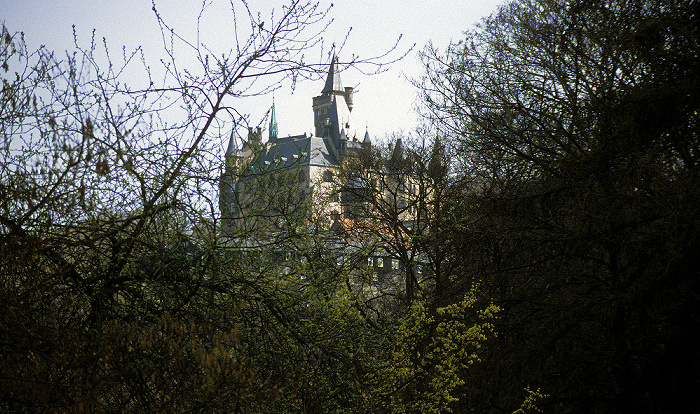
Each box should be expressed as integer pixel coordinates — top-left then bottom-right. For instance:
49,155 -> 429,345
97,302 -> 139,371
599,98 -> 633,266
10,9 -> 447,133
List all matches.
0,1 -> 409,410
328,132 -> 472,307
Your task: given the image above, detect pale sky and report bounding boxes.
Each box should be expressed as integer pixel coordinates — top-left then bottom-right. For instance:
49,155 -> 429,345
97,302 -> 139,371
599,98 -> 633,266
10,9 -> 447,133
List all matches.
2,0 -> 503,146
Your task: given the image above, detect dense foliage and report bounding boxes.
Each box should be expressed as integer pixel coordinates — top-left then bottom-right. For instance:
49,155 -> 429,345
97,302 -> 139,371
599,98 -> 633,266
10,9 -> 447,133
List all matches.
421,0 -> 700,412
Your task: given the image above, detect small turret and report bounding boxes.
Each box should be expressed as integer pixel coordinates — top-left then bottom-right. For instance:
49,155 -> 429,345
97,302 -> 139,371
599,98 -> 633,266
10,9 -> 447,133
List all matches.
225,127 -> 242,169
363,125 -> 372,147
428,136 -> 447,183
338,128 -> 347,159
388,138 -> 404,171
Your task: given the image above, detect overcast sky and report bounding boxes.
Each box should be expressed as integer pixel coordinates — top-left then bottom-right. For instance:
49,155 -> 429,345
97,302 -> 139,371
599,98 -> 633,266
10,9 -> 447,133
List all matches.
2,0 -> 503,147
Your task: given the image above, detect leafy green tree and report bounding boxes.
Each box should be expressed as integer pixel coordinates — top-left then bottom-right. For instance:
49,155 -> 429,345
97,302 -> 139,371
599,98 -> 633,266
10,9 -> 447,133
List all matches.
360,286 -> 499,414
305,131 -> 505,412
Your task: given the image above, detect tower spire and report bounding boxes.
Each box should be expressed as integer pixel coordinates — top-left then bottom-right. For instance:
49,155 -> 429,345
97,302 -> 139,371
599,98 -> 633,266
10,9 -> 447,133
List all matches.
226,126 -> 238,156
269,95 -> 278,140
321,51 -> 343,95
225,125 -> 242,168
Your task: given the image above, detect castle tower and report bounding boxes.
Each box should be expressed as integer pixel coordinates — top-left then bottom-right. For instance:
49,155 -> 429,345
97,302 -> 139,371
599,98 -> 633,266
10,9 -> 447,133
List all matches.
312,53 -> 356,143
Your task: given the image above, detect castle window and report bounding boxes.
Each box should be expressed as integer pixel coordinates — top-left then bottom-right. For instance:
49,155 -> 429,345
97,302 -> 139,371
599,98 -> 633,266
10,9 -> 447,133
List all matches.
391,259 -> 400,269
367,257 -> 373,267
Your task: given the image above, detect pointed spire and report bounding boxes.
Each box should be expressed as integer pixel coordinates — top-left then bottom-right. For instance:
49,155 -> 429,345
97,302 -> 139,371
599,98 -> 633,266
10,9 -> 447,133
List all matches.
388,138 -> 404,171
363,124 -> 371,146
268,95 -> 278,140
322,52 -> 344,95
225,126 -> 243,169
428,136 -> 447,182
393,138 -> 403,156
338,128 -> 347,159
226,127 -> 238,157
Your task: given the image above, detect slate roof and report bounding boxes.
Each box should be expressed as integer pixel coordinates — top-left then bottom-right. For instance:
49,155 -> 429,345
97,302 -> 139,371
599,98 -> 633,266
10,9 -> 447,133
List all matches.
233,52 -> 364,175
249,134 -> 340,171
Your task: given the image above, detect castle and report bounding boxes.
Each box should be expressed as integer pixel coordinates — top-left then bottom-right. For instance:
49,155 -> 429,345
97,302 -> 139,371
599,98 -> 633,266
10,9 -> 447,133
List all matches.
218,54 -> 437,285
219,53 -> 376,234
